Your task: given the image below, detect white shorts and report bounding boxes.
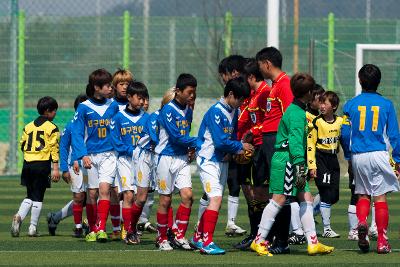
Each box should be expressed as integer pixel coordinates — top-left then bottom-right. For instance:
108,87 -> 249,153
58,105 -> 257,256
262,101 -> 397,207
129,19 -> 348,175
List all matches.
86,151 -> 117,189
352,151 -> 400,196
69,165 -> 88,193
116,155 -> 135,192
133,148 -> 154,188
197,157 -> 228,198
155,154 -> 191,195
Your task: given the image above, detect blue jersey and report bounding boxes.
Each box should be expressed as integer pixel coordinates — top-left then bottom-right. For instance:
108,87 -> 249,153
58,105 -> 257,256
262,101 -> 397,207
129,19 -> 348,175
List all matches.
155,100 -> 197,156
110,97 -> 128,112
71,98 -> 119,159
137,110 -> 159,150
110,108 -> 150,156
342,91 -> 400,161
197,98 -> 243,162
59,120 -> 75,172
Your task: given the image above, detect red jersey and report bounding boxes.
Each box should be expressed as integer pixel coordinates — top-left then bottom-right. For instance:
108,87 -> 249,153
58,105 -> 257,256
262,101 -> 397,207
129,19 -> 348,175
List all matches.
262,72 -> 293,133
237,90 -> 255,140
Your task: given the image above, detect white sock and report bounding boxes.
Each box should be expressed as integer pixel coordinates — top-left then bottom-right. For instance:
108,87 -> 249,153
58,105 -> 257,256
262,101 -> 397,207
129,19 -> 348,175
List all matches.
197,197 -> 209,223
120,200 -> 124,223
227,195 -> 239,226
256,199 -> 282,244
290,202 -> 304,235
348,204 -> 358,231
320,202 -> 332,230
30,201 -> 43,227
53,200 -> 73,223
300,201 -> 318,245
313,194 -> 321,215
139,192 -> 154,224
370,202 -> 376,230
17,198 -> 33,221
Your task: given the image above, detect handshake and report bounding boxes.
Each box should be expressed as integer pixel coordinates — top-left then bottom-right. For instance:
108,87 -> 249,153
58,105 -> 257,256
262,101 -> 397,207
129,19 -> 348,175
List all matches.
233,131 -> 254,165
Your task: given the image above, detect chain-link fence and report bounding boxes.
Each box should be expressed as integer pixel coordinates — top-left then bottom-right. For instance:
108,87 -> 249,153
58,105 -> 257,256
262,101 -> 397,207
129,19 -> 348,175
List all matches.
1,0 -> 400,174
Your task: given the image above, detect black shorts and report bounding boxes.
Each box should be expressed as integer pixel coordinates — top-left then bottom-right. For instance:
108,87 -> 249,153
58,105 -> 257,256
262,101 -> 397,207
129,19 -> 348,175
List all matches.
237,146 -> 268,187
314,151 -> 340,204
21,160 -> 51,189
259,133 -> 277,184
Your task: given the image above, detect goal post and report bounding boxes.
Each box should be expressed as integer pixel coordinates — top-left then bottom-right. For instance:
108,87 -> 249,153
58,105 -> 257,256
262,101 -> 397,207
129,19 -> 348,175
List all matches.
355,44 -> 400,95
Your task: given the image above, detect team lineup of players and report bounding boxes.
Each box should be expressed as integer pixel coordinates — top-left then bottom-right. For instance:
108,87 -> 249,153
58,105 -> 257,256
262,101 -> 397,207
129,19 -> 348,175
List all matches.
11,46 -> 400,256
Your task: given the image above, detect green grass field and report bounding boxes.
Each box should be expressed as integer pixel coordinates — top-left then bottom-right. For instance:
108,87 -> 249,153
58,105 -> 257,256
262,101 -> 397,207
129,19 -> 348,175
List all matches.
0,176 -> 399,266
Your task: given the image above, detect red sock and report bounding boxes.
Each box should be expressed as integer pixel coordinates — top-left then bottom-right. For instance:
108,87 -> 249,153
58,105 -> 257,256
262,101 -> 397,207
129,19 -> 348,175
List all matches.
356,198 -> 370,225
157,212 -> 168,242
175,204 -> 191,239
122,207 -> 132,233
193,212 -> 205,242
167,206 -> 174,229
86,203 -> 97,232
110,203 -> 121,231
374,201 -> 389,242
202,209 -> 219,246
96,200 -> 110,232
72,202 -> 83,226
131,203 -> 143,232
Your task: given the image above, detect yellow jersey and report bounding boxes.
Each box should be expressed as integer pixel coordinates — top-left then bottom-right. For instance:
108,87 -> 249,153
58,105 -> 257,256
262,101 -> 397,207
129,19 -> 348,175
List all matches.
307,115 -> 343,170
20,116 -> 60,162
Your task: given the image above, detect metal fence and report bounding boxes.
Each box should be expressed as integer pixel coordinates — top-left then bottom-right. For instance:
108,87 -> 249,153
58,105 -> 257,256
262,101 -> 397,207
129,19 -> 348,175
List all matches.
1,0 -> 400,174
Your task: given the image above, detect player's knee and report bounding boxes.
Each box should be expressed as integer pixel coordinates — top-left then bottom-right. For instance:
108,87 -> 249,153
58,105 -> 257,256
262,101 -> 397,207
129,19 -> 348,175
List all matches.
73,192 -> 85,204
123,190 -> 134,203
180,188 -> 193,206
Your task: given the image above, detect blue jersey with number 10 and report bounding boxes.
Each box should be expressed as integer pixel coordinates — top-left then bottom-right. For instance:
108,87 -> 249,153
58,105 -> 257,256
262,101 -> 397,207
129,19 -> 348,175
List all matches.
342,91 -> 400,161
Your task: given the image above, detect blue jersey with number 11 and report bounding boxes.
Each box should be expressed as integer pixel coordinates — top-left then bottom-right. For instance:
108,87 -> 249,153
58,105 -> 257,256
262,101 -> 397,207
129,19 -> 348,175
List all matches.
342,91 -> 400,161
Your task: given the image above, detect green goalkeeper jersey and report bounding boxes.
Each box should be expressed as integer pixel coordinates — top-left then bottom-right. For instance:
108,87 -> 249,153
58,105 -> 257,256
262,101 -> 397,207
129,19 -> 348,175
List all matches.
274,99 -> 308,166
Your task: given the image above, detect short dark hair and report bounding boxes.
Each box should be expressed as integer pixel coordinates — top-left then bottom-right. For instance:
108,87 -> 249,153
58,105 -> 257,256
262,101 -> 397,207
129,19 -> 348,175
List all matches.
358,64 -> 381,91
127,81 -> 149,99
218,58 -> 228,74
86,68 -> 112,97
244,58 -> 264,82
225,55 -> 246,74
313,84 -> 325,100
290,73 -> 316,98
176,73 -> 197,91
37,96 -> 58,115
224,76 -> 250,99
256,47 -> 282,69
320,91 -> 340,112
74,94 -> 88,110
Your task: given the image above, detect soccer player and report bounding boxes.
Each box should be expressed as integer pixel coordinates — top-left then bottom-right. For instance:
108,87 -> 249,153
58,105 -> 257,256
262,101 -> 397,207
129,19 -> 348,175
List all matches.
251,47 -> 294,253
11,96 -> 60,237
111,81 -> 149,245
233,58 -> 271,250
71,69 -> 119,242
155,74 -> 197,251
190,76 -> 253,255
47,94 -> 89,237
251,73 -> 334,256
342,64 -> 400,254
289,84 -> 325,245
307,91 -> 343,238
109,69 -> 134,240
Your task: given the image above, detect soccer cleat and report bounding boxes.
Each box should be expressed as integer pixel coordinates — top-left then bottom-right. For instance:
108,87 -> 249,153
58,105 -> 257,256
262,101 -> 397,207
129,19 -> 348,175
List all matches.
348,229 -> 358,241
167,228 -> 177,247
377,240 -> 391,254
225,224 -> 247,237
82,219 -> 90,237
250,240 -> 273,256
200,242 -> 225,255
357,222 -> 370,253
72,227 -> 84,238
96,230 -> 108,242
124,232 -> 140,245
233,235 -> 254,250
368,226 -> 378,240
46,212 -> 58,236
189,237 -> 203,250
288,233 -> 306,245
322,228 -> 340,238
120,222 -> 127,240
144,222 -> 158,233
110,230 -> 121,241
158,240 -> 174,251
269,240 -> 290,254
172,236 -> 193,250
85,231 -> 97,242
307,242 -> 334,255
28,225 -> 39,237
11,214 -> 22,237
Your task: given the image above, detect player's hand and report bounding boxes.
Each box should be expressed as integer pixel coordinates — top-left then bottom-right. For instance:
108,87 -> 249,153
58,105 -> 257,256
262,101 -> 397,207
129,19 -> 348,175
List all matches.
62,171 -> 71,184
73,161 -> 80,175
51,166 -> 60,183
294,165 -> 307,189
309,169 -> 317,179
242,143 -> 254,154
82,156 -> 92,170
188,148 -> 196,163
242,131 -> 254,144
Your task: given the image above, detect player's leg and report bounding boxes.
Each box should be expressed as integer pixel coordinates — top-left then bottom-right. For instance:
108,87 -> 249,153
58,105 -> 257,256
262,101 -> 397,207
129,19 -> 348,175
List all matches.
85,154 -> 100,241
47,200 -> 73,236
195,193 -> 209,230
109,186 -> 121,240
369,202 -> 378,239
288,198 -> 306,245
137,190 -> 157,233
347,162 -> 358,240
